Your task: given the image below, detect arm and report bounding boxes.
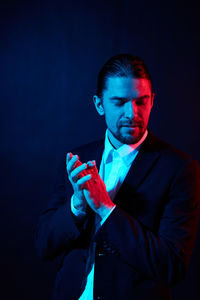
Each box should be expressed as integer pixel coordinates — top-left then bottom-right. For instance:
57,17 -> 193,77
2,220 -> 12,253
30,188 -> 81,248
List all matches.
94,159 -> 200,287
34,155 -> 92,261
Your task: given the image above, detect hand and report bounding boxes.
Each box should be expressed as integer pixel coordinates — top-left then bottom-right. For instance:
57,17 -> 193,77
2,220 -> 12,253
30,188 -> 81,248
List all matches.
66,153 -> 91,213
82,161 -> 115,219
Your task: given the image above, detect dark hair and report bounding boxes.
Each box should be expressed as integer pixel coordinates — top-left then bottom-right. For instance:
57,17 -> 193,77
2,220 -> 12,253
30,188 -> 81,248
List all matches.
96,54 -> 153,98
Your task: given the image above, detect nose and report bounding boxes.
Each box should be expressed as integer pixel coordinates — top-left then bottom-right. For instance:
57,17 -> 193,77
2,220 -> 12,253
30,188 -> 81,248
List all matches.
124,101 -> 135,119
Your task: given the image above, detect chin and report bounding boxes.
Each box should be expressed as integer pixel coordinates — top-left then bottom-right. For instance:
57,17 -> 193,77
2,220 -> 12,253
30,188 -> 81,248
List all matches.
108,127 -> 146,147
118,128 -> 145,145
120,135 -> 140,145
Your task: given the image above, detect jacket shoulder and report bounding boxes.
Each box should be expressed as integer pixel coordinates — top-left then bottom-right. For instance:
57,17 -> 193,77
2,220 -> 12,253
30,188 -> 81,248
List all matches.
148,131 -> 199,169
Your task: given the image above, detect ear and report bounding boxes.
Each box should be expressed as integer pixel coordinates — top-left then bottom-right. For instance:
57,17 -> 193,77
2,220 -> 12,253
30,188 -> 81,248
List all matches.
151,92 -> 155,107
93,95 -> 105,116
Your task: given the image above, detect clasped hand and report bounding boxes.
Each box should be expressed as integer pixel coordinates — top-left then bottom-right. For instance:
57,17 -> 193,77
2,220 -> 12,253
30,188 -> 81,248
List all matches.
66,153 -> 115,219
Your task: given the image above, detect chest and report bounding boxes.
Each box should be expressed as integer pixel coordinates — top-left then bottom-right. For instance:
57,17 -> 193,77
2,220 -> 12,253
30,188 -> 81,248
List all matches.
113,169 -> 171,232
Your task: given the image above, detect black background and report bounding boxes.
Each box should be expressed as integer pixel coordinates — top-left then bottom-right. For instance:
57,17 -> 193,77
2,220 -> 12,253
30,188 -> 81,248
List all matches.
1,0 -> 200,299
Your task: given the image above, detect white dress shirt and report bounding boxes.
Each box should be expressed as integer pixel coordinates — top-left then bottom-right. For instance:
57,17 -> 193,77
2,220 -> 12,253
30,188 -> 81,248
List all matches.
71,129 -> 148,300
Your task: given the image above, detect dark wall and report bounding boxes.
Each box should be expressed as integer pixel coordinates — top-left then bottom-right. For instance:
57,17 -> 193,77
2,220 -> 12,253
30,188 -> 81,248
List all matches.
1,0 -> 200,299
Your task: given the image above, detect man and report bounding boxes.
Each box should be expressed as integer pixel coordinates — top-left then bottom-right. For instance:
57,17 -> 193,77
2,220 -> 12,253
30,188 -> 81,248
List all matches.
35,54 -> 200,300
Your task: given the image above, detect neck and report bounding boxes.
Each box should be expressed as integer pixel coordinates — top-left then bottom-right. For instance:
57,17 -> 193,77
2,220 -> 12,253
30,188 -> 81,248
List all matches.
107,129 -> 148,150
107,130 -> 124,149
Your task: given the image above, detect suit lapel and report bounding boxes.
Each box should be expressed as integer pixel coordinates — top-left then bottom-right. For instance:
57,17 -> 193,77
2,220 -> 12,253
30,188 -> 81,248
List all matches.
88,132 -> 161,199
94,141 -> 104,171
80,139 -> 104,170
115,131 -> 161,201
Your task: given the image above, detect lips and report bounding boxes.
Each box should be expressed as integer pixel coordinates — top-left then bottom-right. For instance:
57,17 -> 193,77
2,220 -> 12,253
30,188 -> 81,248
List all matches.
123,125 -> 138,127
122,123 -> 142,127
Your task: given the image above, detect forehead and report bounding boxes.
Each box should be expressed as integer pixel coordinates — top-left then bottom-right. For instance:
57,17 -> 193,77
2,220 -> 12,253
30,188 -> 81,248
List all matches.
104,76 -> 151,98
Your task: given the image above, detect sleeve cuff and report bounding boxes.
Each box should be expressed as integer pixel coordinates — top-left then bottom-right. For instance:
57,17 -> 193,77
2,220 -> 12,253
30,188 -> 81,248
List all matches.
100,205 -> 116,226
71,194 -> 87,219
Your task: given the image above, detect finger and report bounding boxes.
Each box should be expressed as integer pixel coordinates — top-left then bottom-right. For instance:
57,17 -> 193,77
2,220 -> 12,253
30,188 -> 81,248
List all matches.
67,154 -> 80,174
86,160 -> 96,168
66,152 -> 73,165
73,158 -> 83,169
86,161 -> 99,178
71,163 -> 88,182
77,174 -> 92,188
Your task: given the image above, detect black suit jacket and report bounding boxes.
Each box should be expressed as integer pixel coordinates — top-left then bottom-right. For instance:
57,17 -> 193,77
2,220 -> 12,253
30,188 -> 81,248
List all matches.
35,131 -> 200,300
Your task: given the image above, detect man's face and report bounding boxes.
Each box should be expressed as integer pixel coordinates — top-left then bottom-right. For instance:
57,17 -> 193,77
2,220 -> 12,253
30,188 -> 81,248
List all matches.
94,76 -> 154,148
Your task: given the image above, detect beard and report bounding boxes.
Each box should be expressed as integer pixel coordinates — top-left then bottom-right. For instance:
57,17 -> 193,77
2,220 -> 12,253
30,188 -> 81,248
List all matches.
109,123 -> 146,146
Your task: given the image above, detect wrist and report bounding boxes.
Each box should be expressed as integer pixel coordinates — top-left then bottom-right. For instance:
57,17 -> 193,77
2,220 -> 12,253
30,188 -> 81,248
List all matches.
73,193 -> 87,213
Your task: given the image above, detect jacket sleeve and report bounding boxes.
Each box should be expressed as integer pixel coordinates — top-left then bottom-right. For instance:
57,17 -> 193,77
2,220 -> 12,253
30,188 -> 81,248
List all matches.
94,158 -> 200,287
34,156 -> 90,261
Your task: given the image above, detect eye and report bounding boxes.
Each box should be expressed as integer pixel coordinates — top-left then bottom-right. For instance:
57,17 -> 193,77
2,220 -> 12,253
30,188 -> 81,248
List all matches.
115,99 -> 126,106
135,99 -> 146,106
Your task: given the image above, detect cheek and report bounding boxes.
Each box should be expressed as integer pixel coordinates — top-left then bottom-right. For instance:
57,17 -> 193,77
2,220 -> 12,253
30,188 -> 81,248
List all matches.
107,114 -> 117,126
140,106 -> 152,119
105,107 -> 120,123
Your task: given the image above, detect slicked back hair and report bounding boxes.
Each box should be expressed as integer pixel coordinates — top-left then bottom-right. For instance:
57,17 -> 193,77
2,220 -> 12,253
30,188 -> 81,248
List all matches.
96,54 -> 153,98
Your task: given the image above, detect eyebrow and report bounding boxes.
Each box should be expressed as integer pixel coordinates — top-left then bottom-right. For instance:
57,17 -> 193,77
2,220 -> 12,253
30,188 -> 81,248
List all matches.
110,95 -> 150,101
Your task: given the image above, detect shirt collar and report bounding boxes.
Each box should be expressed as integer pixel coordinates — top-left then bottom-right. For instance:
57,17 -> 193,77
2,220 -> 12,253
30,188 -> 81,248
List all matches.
103,129 -> 148,166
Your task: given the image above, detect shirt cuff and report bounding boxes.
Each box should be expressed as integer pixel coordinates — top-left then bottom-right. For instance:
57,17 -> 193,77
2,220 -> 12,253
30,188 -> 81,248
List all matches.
71,194 -> 87,219
100,205 -> 116,226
